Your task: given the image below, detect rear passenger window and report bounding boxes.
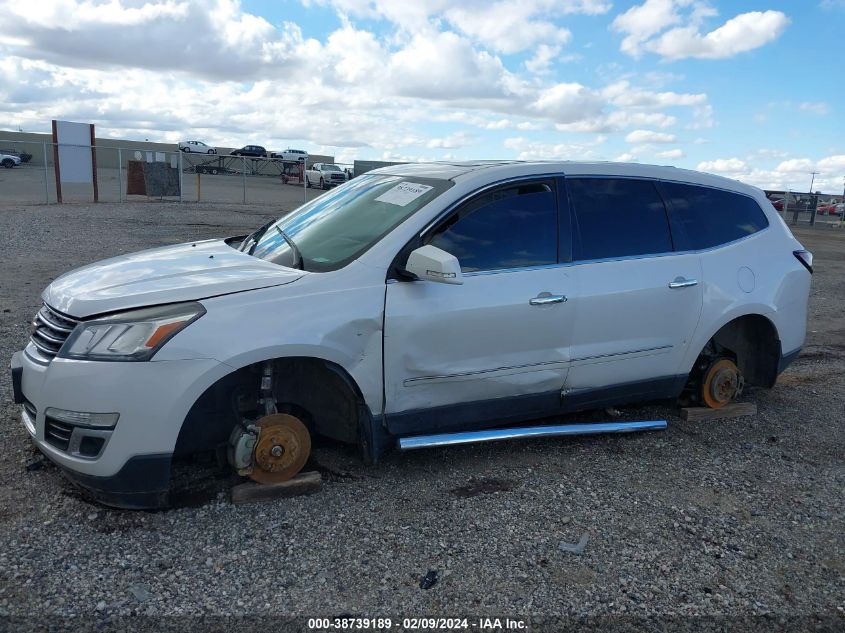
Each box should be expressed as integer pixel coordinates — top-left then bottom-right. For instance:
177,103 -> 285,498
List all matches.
568,178 -> 672,260
661,182 -> 770,250
428,181 -> 557,272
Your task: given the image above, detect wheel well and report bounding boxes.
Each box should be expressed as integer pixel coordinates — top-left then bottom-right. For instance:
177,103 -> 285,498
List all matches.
173,357 -> 366,458
702,314 -> 781,388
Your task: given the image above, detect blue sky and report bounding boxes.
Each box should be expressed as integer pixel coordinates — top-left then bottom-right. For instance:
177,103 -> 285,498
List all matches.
0,0 -> 843,191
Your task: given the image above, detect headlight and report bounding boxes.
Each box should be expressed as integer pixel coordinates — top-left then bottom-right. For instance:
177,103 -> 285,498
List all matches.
58,302 -> 205,361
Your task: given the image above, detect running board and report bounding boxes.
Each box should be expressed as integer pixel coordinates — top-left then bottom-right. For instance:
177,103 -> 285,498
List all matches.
398,420 -> 667,451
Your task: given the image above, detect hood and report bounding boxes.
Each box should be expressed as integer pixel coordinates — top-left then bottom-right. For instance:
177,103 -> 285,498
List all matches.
43,239 -> 304,317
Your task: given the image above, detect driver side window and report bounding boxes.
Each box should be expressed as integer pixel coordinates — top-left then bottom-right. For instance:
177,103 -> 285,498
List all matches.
427,180 -> 558,272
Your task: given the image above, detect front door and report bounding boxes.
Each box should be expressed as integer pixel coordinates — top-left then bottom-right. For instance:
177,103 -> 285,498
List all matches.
383,179 -> 575,435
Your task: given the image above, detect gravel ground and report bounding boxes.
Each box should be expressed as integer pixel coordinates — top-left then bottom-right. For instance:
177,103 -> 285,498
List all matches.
0,202 -> 842,630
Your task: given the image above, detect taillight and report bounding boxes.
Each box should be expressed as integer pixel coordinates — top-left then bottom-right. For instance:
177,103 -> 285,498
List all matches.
793,249 -> 813,273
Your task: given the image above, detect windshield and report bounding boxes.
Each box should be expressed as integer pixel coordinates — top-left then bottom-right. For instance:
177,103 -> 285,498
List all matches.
323,164 -> 342,171
250,174 -> 452,272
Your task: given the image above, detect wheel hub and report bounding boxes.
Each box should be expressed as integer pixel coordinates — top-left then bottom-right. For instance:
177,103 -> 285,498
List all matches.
250,413 -> 311,484
702,359 -> 742,409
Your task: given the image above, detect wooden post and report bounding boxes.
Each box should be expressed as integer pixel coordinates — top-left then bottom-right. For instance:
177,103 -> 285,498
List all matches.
51,120 -> 62,204
230,471 -> 322,505
680,402 -> 757,421
90,124 -> 98,203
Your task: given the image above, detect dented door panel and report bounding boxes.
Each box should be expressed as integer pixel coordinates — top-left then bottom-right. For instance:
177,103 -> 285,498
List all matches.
383,267 -> 576,424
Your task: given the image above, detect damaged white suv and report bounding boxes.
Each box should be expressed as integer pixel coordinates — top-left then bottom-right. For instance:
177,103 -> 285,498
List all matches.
11,161 -> 811,508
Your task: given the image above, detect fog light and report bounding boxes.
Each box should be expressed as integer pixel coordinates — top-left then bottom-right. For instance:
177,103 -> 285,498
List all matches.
44,408 -> 119,428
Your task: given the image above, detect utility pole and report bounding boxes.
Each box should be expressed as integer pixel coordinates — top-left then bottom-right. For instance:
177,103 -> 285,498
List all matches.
809,171 -> 820,227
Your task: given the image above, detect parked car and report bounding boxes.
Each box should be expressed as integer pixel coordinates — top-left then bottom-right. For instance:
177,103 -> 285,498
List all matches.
0,148 -> 32,163
231,145 -> 267,158
770,198 -> 784,211
0,152 -> 21,168
179,140 -> 217,154
305,162 -> 346,189
11,161 -> 811,508
271,149 -> 308,161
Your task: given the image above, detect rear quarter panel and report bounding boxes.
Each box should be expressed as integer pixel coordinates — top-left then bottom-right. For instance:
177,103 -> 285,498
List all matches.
681,226 -> 810,374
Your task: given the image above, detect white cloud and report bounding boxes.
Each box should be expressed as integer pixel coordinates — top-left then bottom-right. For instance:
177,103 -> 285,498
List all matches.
325,0 -> 610,52
602,80 -> 706,109
655,148 -> 684,159
625,129 -> 677,144
387,31 -> 512,100
611,0 -> 685,57
530,83 -> 605,123
504,135 -> 606,160
612,2 -> 790,61
615,152 -> 638,162
444,4 -> 571,54
0,0 -> 713,163
426,132 -> 474,149
697,158 -> 749,173
525,44 -> 562,74
799,101 -> 830,115
646,11 -> 790,60
694,155 -> 845,193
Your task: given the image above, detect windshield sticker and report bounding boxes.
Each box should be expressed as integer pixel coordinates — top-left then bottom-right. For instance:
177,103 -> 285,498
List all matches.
374,182 -> 434,206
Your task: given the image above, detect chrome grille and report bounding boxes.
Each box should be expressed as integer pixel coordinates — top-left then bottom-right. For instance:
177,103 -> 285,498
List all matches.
30,303 -> 78,361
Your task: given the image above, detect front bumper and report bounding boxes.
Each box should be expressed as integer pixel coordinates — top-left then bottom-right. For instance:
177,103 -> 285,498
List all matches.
13,345 -> 231,507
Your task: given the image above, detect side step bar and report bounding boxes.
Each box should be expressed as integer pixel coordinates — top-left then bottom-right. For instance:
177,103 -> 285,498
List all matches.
398,420 -> 667,451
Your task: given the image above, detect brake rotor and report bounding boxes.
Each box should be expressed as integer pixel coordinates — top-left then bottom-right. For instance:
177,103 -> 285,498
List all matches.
701,359 -> 741,409
250,413 -> 311,484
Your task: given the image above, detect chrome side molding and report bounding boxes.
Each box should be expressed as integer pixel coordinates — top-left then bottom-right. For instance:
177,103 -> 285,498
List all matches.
398,420 -> 667,450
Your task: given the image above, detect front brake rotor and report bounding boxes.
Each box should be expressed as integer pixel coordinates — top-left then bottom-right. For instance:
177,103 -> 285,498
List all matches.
250,413 -> 311,484
701,358 -> 742,409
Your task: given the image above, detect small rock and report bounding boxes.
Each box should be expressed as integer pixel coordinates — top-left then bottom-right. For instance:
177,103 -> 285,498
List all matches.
128,585 -> 152,602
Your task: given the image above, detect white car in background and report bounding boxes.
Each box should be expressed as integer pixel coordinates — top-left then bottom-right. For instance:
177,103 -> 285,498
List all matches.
179,140 -> 217,154
11,161 -> 811,508
272,149 -> 308,161
1,152 -> 22,168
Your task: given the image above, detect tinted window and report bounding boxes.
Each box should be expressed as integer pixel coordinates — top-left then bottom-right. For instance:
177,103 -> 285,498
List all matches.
568,178 -> 672,260
428,181 -> 557,272
661,182 -> 770,250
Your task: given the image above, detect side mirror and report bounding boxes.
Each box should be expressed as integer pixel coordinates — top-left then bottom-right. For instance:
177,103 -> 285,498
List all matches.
405,245 -> 463,285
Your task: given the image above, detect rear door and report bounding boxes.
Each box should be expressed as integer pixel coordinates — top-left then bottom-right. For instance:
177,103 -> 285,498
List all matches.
563,177 -> 703,402
383,178 -> 576,435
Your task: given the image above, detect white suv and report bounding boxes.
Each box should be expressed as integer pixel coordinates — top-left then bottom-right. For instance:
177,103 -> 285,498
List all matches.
11,161 -> 811,508
272,149 -> 308,161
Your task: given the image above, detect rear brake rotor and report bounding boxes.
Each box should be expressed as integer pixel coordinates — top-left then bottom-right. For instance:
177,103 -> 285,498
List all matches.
702,359 -> 741,409
250,413 -> 311,484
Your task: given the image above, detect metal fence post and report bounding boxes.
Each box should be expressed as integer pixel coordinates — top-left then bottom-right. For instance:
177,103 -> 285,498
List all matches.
303,160 -> 307,203
242,156 -> 247,204
178,150 -> 184,203
42,142 -> 50,204
117,148 -> 123,202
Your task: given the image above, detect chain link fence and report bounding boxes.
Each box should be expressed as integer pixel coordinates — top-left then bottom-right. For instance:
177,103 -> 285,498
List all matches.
767,190 -> 844,227
0,139 -> 354,207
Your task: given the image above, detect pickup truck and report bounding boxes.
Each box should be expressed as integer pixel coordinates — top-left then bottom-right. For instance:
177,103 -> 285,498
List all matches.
305,163 -> 346,189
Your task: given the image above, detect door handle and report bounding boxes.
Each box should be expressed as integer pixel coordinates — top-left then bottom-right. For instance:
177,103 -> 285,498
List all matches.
668,277 -> 698,289
529,293 -> 567,306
